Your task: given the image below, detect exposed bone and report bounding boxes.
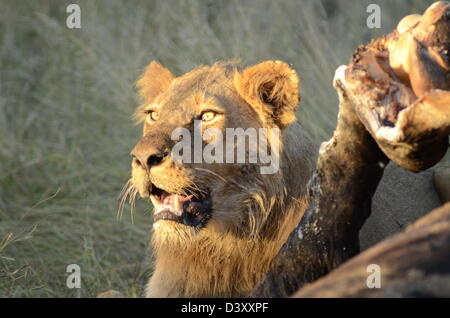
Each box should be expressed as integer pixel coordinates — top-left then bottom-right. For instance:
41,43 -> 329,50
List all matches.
346,36 -> 450,172
386,1 -> 450,97
396,14 -> 421,34
251,73 -> 389,297
251,2 -> 450,297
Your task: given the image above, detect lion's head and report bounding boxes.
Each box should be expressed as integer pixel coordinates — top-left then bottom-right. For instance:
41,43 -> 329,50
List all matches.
127,60 -> 315,297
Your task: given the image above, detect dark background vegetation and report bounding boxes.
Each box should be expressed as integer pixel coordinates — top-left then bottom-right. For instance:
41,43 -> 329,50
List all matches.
0,0 -> 432,297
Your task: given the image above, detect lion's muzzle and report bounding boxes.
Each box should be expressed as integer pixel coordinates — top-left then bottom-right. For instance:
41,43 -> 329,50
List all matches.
131,133 -> 172,170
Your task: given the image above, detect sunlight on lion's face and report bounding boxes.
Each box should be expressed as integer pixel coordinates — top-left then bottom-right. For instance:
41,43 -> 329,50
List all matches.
126,60 -> 315,297
129,63 -> 280,243
124,60 -> 302,251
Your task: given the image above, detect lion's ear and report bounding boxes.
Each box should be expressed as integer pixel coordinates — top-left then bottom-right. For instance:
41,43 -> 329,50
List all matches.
136,61 -> 175,103
234,61 -> 300,128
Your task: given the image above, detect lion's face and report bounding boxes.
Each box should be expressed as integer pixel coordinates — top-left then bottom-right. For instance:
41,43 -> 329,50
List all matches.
129,61 -> 300,244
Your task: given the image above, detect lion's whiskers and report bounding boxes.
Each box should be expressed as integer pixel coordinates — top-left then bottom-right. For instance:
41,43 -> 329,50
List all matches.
193,168 -> 227,184
129,187 -> 139,224
183,179 -> 207,199
194,167 -> 252,194
118,178 -> 136,221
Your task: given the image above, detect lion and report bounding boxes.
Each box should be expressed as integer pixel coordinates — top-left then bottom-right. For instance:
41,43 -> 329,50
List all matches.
127,60 -> 443,298
129,60 -> 316,297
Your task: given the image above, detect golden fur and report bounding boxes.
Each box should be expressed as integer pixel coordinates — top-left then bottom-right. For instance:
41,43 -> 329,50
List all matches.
128,60 -> 316,297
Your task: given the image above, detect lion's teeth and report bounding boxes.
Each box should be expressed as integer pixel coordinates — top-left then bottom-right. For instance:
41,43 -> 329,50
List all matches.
150,195 -> 162,208
174,195 -> 181,211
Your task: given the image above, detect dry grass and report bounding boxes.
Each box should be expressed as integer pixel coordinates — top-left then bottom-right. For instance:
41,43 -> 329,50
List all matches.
0,0 -> 430,297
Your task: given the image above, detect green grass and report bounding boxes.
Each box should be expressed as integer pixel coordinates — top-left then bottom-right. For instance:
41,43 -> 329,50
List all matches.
0,0 -> 431,297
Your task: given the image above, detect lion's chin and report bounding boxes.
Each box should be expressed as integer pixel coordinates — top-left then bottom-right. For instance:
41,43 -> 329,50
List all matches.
151,220 -> 200,250
153,219 -> 195,232
152,215 -> 240,244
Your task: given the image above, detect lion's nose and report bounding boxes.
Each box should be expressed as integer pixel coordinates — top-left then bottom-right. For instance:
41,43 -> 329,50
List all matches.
131,147 -> 168,170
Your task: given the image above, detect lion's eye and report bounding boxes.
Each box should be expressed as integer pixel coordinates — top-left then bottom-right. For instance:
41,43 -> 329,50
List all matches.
146,111 -> 159,122
201,111 -> 216,122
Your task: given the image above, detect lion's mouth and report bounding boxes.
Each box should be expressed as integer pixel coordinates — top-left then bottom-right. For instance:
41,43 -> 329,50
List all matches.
149,185 -> 212,228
